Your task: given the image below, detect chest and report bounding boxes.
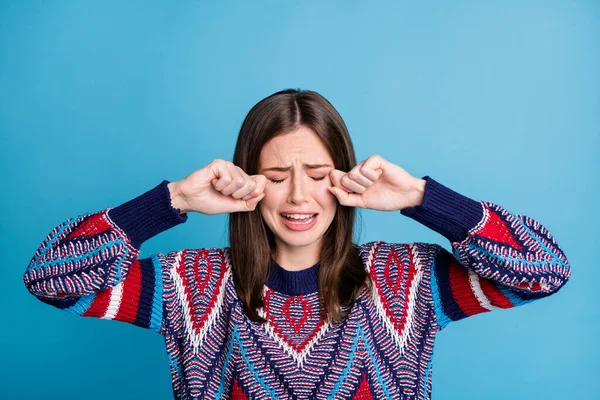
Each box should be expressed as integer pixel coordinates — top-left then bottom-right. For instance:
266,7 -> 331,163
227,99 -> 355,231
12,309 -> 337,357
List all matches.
168,285 -> 436,399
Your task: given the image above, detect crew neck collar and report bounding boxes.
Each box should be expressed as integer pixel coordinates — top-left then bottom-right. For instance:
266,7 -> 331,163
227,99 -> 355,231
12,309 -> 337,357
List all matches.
266,260 -> 320,295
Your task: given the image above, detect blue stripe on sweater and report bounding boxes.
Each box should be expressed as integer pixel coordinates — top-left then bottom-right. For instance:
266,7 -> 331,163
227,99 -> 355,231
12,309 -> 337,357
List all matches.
235,326 -> 280,399
29,239 -> 127,271
330,322 -> 362,397
465,242 -> 559,271
435,248 -> 467,324
65,292 -> 96,316
421,357 -> 433,397
361,322 -> 393,399
215,325 -> 236,398
149,254 -> 163,333
429,250 -> 451,330
516,219 -> 569,269
497,285 -> 536,307
40,217 -> 77,253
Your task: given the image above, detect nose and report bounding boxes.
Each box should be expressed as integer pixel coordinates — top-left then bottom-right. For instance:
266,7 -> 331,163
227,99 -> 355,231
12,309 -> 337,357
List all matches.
287,174 -> 310,204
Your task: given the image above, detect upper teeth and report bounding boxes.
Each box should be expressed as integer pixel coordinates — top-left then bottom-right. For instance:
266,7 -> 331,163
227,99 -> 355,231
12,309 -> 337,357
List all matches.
283,214 -> 315,219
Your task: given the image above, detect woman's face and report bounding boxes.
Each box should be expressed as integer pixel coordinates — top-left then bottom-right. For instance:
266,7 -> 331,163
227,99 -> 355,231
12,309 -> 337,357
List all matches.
258,125 -> 337,256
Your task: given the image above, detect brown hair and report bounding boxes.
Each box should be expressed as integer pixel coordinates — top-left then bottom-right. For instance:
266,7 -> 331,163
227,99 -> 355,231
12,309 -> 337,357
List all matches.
228,88 -> 371,324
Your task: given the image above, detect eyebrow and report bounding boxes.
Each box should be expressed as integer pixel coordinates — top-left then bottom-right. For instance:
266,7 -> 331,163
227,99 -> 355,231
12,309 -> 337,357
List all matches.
261,163 -> 333,172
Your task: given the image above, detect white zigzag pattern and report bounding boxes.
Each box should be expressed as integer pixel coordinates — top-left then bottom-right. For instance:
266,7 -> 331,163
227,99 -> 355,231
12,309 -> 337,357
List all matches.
169,251 -> 229,355
257,286 -> 331,369
366,242 -> 423,353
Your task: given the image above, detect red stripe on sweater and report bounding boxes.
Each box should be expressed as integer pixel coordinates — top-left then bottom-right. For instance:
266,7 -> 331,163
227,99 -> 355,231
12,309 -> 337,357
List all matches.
448,260 -> 489,317
83,286 -> 112,317
66,213 -> 113,240
115,259 -> 143,323
474,206 -> 523,250
397,246 -> 417,333
479,277 -> 514,309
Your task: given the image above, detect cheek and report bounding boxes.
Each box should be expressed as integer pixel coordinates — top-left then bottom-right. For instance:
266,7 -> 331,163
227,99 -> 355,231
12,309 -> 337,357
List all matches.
318,193 -> 337,213
259,190 -> 280,214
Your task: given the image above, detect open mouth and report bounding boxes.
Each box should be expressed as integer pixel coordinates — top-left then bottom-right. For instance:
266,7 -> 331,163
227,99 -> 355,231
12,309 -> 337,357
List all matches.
280,213 -> 318,224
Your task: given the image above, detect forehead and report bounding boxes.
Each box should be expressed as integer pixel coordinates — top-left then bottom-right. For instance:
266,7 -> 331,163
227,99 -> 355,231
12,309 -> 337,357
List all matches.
259,126 -> 333,168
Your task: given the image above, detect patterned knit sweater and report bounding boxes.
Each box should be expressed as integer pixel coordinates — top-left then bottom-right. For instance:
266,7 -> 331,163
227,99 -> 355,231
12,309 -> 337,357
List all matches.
24,176 -> 571,399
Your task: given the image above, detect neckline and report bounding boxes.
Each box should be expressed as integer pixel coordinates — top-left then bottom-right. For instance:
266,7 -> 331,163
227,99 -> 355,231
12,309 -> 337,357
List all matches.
266,260 -> 320,295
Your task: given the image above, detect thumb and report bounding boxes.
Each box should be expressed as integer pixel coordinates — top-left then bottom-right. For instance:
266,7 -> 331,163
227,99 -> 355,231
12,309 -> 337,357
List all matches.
328,186 -> 362,207
242,193 -> 265,211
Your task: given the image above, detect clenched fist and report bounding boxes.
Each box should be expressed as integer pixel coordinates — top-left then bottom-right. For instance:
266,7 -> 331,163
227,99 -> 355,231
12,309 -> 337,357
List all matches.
168,159 -> 267,215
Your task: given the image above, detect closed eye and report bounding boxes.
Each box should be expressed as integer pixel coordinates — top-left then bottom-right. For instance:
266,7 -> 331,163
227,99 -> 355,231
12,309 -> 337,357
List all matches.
269,176 -> 327,184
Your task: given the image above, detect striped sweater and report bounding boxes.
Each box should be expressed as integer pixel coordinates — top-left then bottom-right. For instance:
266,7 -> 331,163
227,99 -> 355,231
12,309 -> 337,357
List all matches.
24,176 -> 571,399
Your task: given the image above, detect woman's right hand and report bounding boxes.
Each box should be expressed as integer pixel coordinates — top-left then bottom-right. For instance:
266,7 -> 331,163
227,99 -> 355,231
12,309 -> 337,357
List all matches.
168,159 -> 267,215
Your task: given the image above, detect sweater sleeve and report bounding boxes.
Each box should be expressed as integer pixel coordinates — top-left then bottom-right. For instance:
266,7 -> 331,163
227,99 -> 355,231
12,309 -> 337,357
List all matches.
23,180 -> 188,335
401,176 -> 571,331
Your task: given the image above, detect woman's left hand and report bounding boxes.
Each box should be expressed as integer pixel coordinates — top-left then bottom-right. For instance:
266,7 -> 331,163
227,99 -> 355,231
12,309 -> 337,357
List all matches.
328,155 -> 426,211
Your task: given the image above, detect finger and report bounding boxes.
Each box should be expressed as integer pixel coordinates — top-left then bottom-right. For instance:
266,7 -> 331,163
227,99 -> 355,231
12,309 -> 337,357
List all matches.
360,157 -> 384,181
347,161 -> 374,187
221,166 -> 246,196
212,175 -> 233,192
240,193 -> 265,212
231,166 -> 260,199
330,169 -> 367,193
328,186 -> 365,208
240,175 -> 267,200
253,174 -> 267,193
329,169 -> 353,193
232,178 -> 257,199
341,173 -> 367,193
211,162 -> 234,192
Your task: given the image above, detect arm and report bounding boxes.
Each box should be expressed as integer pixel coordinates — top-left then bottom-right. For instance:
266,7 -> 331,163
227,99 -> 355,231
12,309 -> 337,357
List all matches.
401,176 -> 571,331
23,180 -> 188,334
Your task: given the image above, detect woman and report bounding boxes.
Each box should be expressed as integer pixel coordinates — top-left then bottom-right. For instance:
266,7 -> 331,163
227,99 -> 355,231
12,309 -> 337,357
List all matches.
24,89 -> 571,399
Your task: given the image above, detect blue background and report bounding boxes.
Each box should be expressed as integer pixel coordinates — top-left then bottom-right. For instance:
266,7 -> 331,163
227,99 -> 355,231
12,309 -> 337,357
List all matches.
2,1 -> 598,399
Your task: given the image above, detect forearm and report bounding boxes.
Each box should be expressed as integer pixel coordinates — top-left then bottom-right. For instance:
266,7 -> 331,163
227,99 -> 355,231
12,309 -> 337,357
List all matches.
402,176 -> 570,294
25,181 -> 188,298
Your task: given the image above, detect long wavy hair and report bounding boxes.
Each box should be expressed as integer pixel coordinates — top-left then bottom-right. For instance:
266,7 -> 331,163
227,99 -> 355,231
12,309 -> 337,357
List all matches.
228,88 -> 371,324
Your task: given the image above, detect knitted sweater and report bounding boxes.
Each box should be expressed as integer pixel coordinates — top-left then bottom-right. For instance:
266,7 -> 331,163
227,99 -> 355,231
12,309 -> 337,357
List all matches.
24,176 -> 571,399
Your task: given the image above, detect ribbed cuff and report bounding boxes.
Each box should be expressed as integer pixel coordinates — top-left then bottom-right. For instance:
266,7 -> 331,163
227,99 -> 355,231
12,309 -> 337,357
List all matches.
400,176 -> 484,243
107,180 -> 188,249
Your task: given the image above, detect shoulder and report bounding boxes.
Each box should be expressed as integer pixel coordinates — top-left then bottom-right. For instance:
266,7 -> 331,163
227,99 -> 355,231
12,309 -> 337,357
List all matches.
356,241 -> 444,291
356,241 -> 442,269
151,247 -> 232,283
152,247 -> 229,263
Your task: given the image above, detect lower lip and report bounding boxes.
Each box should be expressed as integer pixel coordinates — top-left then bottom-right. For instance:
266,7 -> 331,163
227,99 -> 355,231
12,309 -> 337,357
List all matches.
280,214 -> 319,231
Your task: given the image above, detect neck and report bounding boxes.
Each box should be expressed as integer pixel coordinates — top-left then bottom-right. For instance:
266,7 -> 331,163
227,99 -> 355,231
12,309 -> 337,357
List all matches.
273,238 -> 321,272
